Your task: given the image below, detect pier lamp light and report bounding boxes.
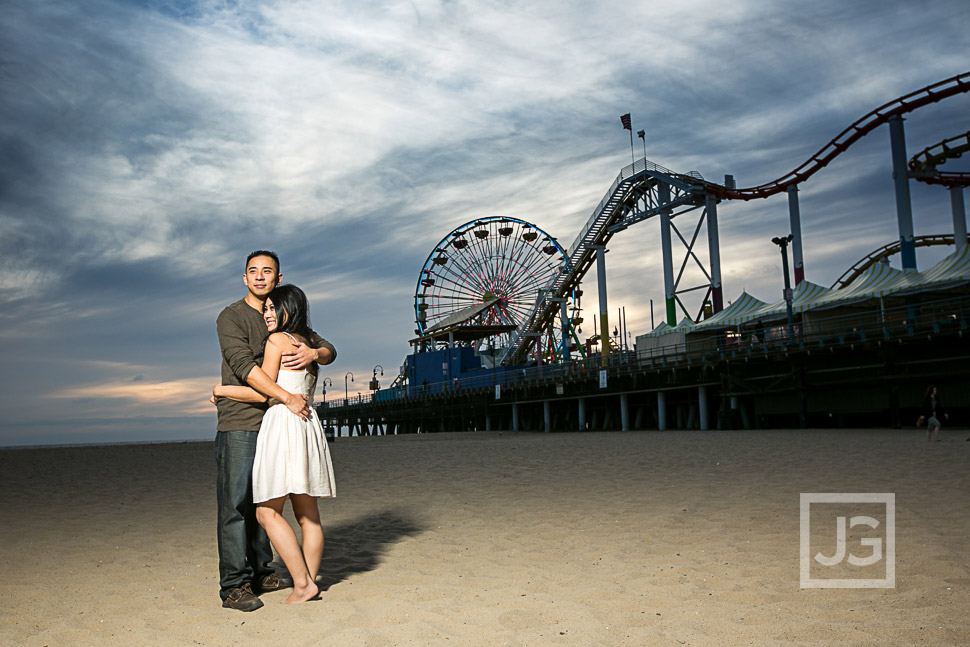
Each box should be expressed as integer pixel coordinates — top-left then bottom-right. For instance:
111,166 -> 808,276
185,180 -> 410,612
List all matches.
370,365 -> 384,391
344,372 -> 354,404
321,377 -> 333,403
771,234 -> 796,341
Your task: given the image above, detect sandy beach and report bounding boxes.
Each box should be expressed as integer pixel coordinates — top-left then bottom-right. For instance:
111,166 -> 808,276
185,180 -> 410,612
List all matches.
1,429 -> 968,646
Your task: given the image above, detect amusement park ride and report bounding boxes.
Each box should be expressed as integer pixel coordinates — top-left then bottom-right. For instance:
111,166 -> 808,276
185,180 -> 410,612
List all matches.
402,72 -> 969,392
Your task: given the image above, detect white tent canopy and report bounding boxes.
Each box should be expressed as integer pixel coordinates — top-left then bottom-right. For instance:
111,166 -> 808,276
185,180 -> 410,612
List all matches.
684,246 -> 970,333
690,291 -> 770,331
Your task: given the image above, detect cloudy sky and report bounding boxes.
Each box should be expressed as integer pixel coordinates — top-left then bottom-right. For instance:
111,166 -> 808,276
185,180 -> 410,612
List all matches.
1,0 -> 968,446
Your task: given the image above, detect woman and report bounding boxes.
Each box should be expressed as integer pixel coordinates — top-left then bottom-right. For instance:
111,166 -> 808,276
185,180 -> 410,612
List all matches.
921,385 -> 943,442
213,284 -> 336,604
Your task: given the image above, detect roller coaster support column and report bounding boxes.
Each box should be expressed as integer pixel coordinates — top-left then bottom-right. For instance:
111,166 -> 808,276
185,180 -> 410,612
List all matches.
592,245 -> 611,366
787,185 -> 805,285
951,186 -> 967,251
705,192 -> 724,312
888,115 -> 918,271
657,391 -> 667,431
659,183 -> 676,324
698,386 -> 709,431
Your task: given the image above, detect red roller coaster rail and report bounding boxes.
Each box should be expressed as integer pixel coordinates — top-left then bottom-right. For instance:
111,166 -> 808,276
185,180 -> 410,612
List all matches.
909,130 -> 970,187
830,234 -> 957,289
708,71 -> 970,200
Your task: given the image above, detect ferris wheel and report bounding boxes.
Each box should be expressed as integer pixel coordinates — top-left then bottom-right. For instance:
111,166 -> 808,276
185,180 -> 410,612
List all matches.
414,217 -> 570,354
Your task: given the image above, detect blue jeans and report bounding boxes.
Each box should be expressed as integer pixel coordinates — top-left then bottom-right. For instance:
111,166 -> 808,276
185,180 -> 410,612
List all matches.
215,430 -> 274,600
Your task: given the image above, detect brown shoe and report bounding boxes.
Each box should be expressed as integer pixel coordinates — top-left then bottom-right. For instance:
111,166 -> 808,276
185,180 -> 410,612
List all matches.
255,572 -> 292,593
222,583 -> 263,612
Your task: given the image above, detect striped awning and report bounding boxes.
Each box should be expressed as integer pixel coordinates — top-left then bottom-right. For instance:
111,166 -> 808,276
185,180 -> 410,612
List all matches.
674,317 -> 696,331
831,262 -> 904,299
691,291 -> 771,331
838,245 -> 970,298
900,244 -> 970,289
640,317 -> 695,337
745,281 -> 833,322
676,246 -> 970,337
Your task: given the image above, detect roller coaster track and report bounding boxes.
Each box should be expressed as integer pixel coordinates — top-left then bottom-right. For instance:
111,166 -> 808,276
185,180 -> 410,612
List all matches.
499,159 -> 705,364
909,130 -> 970,187
501,72 -> 970,365
707,71 -> 970,200
830,234 -> 956,289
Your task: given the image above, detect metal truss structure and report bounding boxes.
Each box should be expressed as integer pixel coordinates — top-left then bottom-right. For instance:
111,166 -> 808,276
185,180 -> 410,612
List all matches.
499,71 -> 970,367
500,159 -> 722,366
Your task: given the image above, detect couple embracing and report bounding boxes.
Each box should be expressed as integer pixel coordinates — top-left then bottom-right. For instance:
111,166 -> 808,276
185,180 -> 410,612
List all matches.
212,250 -> 337,611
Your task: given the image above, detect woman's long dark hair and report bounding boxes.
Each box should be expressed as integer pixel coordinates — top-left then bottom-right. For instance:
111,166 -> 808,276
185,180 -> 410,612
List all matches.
267,284 -> 314,344
266,284 -> 318,381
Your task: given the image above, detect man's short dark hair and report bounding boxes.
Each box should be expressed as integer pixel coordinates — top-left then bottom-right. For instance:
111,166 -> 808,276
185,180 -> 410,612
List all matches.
246,250 -> 280,274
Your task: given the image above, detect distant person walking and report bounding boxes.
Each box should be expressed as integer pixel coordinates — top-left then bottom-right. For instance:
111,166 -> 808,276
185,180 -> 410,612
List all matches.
212,251 -> 336,612
921,385 -> 944,442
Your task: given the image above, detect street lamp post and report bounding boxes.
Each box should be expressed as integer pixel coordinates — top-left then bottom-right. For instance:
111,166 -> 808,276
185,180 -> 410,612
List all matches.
344,371 -> 354,405
771,234 -> 796,341
321,377 -> 333,403
371,365 -> 384,391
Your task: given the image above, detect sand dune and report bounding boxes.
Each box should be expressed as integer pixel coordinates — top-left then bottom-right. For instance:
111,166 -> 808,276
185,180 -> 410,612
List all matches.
1,429 -> 967,646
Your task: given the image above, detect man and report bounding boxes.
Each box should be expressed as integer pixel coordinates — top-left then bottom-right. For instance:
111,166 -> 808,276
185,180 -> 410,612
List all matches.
215,250 -> 336,612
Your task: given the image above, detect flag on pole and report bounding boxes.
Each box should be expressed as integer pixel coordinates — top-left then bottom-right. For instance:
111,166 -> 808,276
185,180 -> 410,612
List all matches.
637,129 -> 645,140
620,113 -> 632,131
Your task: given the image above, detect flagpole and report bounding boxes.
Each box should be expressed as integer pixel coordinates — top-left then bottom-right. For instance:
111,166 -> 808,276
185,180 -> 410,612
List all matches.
629,128 -> 635,168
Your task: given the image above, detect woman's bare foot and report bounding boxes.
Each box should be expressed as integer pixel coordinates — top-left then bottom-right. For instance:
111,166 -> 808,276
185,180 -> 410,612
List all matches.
284,581 -> 319,604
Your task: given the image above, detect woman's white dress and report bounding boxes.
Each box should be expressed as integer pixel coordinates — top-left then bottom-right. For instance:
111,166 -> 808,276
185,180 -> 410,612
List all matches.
252,369 -> 336,503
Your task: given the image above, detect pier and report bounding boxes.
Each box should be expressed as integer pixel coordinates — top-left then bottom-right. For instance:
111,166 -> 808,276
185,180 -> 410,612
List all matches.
321,293 -> 970,436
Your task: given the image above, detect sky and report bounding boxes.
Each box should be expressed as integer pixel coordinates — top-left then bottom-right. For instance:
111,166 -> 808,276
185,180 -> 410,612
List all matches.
1,0 -> 968,446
